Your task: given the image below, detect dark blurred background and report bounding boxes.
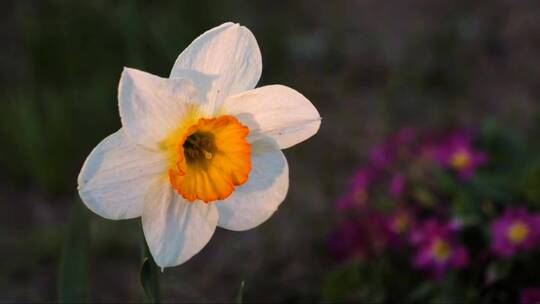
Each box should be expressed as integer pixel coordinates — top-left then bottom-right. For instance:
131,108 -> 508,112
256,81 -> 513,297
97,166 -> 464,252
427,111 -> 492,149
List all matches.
2,0 -> 540,302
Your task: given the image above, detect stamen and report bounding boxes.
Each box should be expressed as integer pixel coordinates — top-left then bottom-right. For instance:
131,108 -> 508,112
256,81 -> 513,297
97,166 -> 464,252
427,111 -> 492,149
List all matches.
186,137 -> 198,146
169,115 -> 251,202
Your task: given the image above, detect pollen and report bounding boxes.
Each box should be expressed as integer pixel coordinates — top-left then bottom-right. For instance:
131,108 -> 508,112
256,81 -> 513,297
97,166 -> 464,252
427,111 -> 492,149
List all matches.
183,131 -> 216,163
450,149 -> 471,170
507,221 -> 529,244
168,115 -> 251,203
431,238 -> 452,262
352,188 -> 368,206
392,214 -> 410,233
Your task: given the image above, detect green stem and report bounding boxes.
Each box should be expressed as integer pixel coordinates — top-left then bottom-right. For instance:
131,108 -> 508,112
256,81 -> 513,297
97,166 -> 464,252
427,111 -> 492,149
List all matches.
140,229 -> 160,303
235,281 -> 246,304
58,201 -> 90,303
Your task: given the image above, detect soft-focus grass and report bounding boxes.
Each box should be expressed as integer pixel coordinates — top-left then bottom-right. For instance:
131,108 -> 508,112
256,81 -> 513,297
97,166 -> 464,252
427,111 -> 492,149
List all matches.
1,0 -> 235,192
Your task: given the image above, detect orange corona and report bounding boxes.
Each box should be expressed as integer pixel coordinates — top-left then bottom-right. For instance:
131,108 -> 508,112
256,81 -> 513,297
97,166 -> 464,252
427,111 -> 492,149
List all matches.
168,115 -> 251,203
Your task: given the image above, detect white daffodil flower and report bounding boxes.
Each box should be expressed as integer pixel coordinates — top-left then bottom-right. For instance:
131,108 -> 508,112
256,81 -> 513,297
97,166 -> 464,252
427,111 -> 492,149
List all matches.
77,22 -> 321,268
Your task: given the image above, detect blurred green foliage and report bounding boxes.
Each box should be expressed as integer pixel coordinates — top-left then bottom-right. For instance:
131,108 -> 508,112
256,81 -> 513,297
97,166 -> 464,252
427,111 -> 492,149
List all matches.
58,202 -> 90,303
1,0 -> 235,192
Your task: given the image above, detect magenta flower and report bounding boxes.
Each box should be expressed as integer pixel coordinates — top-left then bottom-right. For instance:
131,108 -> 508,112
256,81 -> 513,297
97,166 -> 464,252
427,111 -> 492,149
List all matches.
409,218 -> 461,245
520,287 -> 540,304
410,218 -> 469,278
385,207 -> 416,246
429,132 -> 487,178
490,208 -> 540,257
329,214 -> 388,261
389,172 -> 406,197
413,237 -> 469,278
370,145 -> 393,169
336,168 -> 374,210
370,127 -> 416,169
329,219 -> 366,261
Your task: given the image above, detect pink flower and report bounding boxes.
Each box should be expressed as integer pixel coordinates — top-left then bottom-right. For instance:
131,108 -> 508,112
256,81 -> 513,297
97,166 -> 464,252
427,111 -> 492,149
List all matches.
413,238 -> 469,278
428,131 -> 487,178
520,287 -> 540,304
329,213 -> 388,261
329,219 -> 366,261
389,172 -> 406,197
370,127 -> 416,169
385,207 -> 416,246
336,168 -> 374,210
490,208 -> 540,257
370,146 -> 393,169
410,218 -> 469,278
409,218 -> 459,245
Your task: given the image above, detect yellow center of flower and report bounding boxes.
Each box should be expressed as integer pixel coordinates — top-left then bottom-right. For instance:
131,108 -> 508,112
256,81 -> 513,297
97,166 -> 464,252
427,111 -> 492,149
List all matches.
393,214 -> 410,233
167,115 -> 251,203
353,188 -> 368,206
450,149 -> 471,170
507,221 -> 529,243
431,239 -> 451,261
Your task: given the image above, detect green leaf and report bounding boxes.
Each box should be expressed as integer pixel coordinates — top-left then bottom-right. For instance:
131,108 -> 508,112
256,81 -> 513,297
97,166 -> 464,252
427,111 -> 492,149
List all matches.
406,281 -> 435,303
140,233 -> 160,303
322,261 -> 362,302
322,259 -> 387,302
524,159 -> 540,209
412,187 -> 435,207
235,281 -> 246,304
485,260 -> 513,284
58,201 -> 90,303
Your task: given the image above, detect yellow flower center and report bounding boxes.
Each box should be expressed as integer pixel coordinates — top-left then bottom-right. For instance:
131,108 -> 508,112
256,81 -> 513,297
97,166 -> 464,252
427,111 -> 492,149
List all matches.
167,115 -> 251,203
450,149 -> 471,169
393,214 -> 410,233
431,239 -> 451,261
353,188 -> 368,206
507,221 -> 529,243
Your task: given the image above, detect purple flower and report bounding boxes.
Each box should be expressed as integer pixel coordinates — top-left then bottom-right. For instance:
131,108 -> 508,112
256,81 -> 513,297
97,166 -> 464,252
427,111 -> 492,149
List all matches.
329,219 -> 366,261
385,207 -> 416,246
336,168 -> 374,210
370,145 -> 393,169
490,208 -> 540,257
409,218 -> 458,245
413,237 -> 469,278
329,214 -> 388,261
429,131 -> 487,178
520,287 -> 540,304
410,218 -> 469,278
389,172 -> 406,197
370,127 -> 416,169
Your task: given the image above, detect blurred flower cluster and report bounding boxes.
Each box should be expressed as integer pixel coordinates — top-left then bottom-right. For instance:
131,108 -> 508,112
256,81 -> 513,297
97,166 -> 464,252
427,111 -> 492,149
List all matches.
325,126 -> 540,303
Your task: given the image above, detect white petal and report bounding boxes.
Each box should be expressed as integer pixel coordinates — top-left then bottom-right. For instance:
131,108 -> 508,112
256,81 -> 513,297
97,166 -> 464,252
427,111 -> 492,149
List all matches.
77,129 -> 167,220
118,67 -> 198,149
222,85 -> 321,149
216,139 -> 289,231
170,22 -> 262,113
142,180 -> 218,268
